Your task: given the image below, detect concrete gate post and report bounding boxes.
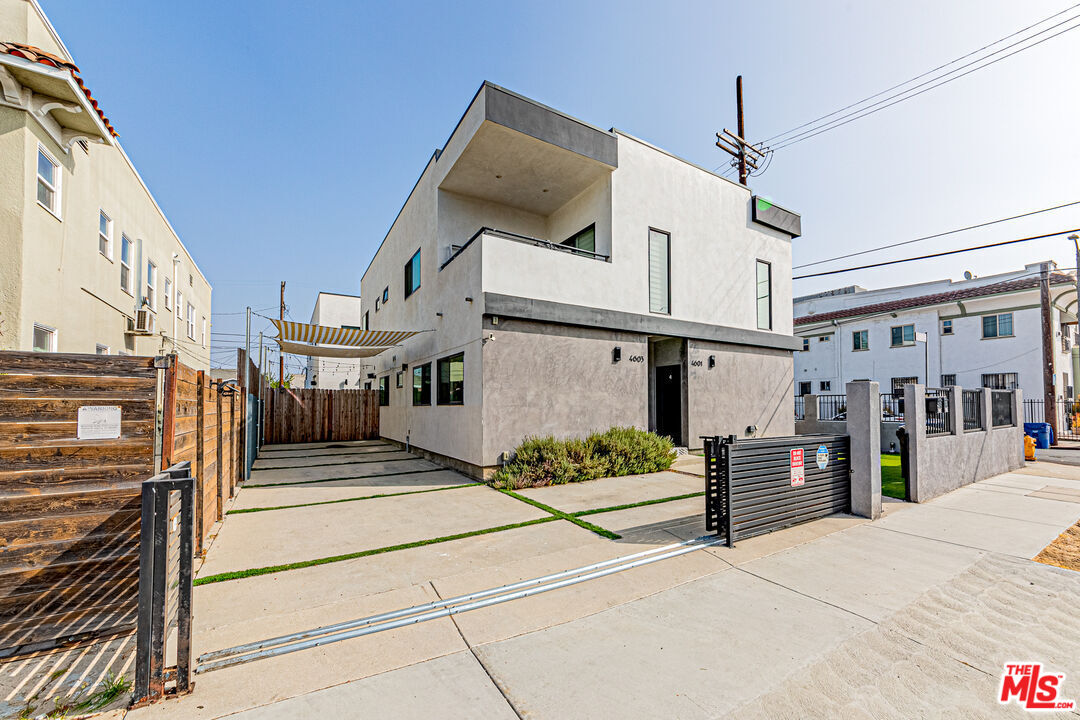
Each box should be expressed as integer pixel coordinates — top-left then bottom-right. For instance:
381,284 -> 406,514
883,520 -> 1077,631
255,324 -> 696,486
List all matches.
804,394 -> 820,424
846,381 -> 881,519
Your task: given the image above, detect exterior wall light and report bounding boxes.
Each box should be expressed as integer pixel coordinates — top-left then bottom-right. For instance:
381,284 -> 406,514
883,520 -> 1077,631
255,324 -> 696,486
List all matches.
612,347 -> 622,363
746,424 -> 758,435
708,355 -> 716,369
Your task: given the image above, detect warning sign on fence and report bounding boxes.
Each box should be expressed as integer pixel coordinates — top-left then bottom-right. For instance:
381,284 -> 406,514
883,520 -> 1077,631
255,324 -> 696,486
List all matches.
790,448 -> 806,487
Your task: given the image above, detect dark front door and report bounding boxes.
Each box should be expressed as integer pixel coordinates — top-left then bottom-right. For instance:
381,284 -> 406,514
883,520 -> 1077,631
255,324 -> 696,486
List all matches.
656,364 -> 682,445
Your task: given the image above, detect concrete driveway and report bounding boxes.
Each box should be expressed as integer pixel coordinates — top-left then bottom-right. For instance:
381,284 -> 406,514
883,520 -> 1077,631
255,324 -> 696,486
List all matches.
127,451 -> 1080,719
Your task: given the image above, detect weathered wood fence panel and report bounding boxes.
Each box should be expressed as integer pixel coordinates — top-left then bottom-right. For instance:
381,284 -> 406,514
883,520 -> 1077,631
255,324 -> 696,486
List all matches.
263,389 -> 378,445
0,351 -> 159,657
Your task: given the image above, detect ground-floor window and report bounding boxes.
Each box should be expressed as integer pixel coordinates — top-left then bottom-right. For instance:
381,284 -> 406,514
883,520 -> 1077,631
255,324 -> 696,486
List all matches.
33,324 -> 56,352
982,372 -> 1018,390
96,344 -> 110,355
891,376 -> 918,392
413,362 -> 431,405
437,352 -> 464,405
378,376 -> 389,406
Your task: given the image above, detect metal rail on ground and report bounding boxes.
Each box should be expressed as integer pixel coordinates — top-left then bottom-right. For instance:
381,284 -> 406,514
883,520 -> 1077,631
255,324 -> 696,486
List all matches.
195,536 -> 720,673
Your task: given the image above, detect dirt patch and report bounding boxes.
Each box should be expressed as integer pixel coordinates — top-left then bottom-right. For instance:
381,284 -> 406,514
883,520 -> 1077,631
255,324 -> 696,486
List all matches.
1034,519 -> 1080,571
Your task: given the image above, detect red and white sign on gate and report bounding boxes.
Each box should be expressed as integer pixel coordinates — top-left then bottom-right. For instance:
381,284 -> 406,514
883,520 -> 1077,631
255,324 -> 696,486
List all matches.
790,448 -> 806,487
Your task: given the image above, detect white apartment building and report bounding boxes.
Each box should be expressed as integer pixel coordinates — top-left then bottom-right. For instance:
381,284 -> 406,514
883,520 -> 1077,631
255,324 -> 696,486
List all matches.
305,291 -> 364,389
0,0 -> 211,368
356,82 -> 802,477
793,262 -> 1076,405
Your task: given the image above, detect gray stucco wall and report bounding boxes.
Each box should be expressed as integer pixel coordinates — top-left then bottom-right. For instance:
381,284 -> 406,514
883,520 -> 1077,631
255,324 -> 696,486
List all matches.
687,340 -> 794,447
480,318 -> 649,466
905,385 -> 1024,502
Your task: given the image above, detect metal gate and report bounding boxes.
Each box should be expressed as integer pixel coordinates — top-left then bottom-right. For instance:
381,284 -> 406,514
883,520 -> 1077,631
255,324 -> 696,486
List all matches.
704,434 -> 850,546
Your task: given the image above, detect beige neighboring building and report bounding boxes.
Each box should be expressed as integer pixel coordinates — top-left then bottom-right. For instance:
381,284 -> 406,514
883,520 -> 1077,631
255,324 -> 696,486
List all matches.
0,0 -> 211,368
305,291 -> 365,389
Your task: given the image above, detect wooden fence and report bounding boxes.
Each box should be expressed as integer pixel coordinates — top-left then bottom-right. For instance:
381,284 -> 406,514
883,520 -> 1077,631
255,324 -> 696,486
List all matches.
263,388 -> 378,445
0,351 -> 160,657
161,358 -> 242,554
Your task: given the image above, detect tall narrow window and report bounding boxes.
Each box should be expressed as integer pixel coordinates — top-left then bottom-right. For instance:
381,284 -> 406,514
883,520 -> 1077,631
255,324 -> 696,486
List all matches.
404,249 -> 421,298
437,352 -> 465,405
120,236 -> 133,294
164,276 -> 172,310
187,302 -> 196,340
145,260 -> 157,311
412,362 -> 431,405
37,147 -> 60,215
648,229 -> 670,314
378,376 -> 389,406
362,311 -> 369,331
201,316 -> 207,346
99,211 -> 112,258
177,291 -> 183,320
756,260 -> 772,330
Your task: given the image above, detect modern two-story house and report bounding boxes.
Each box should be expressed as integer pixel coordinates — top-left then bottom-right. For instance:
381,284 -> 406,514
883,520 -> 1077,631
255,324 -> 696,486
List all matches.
0,0 -> 211,368
305,291 -> 364,389
793,262 -> 1076,408
358,82 -> 802,477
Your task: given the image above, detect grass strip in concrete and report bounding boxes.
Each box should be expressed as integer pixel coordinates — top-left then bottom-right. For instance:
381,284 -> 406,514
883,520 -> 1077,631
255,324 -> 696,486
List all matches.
226,483 -> 478,515
497,489 -> 621,540
194,516 -> 561,586
244,467 -> 446,489
571,491 -> 705,517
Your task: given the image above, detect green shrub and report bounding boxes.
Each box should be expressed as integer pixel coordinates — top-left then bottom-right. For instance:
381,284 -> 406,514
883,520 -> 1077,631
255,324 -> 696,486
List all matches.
490,426 -> 675,490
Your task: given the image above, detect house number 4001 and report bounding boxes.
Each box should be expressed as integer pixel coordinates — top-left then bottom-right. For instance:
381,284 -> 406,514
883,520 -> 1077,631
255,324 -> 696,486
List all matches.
628,355 -> 645,363
690,360 -> 704,367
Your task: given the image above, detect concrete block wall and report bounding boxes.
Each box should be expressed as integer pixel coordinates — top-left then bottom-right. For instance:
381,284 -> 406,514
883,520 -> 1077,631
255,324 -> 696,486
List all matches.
904,384 -> 1024,502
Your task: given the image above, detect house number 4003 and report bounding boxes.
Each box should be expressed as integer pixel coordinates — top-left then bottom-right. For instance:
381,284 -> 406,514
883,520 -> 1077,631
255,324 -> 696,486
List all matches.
628,355 -> 645,363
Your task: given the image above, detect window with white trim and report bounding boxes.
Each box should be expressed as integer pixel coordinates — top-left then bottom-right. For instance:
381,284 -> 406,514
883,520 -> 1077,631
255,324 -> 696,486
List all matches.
176,290 -> 183,317
890,324 -> 915,347
164,276 -> 172,310
99,211 -> 112,258
145,260 -> 157,311
201,316 -> 206,347
756,260 -> 772,330
186,302 -> 196,340
648,229 -> 670,314
982,313 -> 1013,339
120,236 -> 133,295
37,147 -> 60,216
33,324 -> 56,352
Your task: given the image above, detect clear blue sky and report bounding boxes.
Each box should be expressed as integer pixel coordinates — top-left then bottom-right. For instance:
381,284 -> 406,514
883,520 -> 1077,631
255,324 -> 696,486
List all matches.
41,0 -> 1080,370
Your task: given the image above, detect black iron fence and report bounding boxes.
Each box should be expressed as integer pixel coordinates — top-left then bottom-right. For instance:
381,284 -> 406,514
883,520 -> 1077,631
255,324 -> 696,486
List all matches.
1024,399 -> 1044,423
703,434 -> 850,547
962,390 -> 984,431
991,391 -> 1014,428
1021,398 -> 1080,439
794,396 -> 805,421
881,393 -> 905,422
133,462 -> 195,707
925,388 -> 953,436
818,394 -> 847,420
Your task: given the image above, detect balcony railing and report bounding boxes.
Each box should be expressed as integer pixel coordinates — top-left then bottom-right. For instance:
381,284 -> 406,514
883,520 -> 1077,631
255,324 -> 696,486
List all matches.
441,226 -> 611,270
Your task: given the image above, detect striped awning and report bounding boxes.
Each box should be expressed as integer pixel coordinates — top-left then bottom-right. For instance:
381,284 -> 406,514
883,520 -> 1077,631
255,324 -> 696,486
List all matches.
277,340 -> 393,359
272,320 -> 423,347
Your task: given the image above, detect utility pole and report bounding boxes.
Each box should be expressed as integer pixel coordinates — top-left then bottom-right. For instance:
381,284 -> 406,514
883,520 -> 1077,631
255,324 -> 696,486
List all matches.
1071,234 -> 1080,405
714,76 -> 764,186
279,281 -> 286,386
1040,262 -> 1058,444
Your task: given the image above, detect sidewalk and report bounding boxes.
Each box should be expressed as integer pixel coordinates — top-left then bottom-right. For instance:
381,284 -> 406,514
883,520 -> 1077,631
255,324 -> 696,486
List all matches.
127,459 -> 1080,719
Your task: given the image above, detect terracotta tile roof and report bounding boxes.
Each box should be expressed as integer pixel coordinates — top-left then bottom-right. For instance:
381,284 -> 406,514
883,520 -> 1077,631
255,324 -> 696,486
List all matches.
794,273 -> 1075,326
0,41 -> 117,137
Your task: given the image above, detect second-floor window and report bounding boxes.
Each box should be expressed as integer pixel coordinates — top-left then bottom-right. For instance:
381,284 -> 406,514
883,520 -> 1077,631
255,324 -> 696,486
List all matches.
404,249 -> 421,298
941,374 -> 956,386
890,324 -> 915,347
648,229 -> 670,314
852,330 -> 868,351
120,236 -> 133,295
802,338 -> 810,351
561,224 -> 595,255
362,312 -> 369,330
164,277 -> 172,310
186,302 -> 196,340
145,261 -> 157,311
982,313 -> 1013,339
756,260 -> 772,330
941,319 -> 953,335
37,147 -> 60,216
99,211 -> 112,258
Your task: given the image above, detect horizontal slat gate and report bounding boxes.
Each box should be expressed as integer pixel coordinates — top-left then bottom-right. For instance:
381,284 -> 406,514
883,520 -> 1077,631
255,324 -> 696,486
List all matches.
705,434 -> 850,545
0,351 -> 159,657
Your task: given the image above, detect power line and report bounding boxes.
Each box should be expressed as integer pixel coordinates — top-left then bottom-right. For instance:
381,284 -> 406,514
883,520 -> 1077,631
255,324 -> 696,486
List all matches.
764,3 -> 1080,146
793,228 -> 1080,280
774,17 -> 1080,151
794,200 -> 1080,270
